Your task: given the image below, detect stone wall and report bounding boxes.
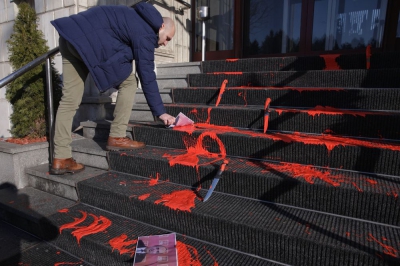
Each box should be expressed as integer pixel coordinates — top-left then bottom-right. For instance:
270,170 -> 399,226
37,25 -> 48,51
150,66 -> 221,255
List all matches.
0,0 -> 192,137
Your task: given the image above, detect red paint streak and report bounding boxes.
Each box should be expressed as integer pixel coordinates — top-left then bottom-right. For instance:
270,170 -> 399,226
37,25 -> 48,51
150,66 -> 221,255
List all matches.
163,132 -> 226,168
206,249 -> 219,266
237,91 -> 248,106
188,108 -> 212,124
177,241 -> 202,266
149,173 -> 161,186
54,263 -> 81,266
367,233 -> 398,258
173,124 -> 196,134
366,45 -> 372,69
215,79 -> 228,107
226,58 -> 239,62
274,105 -> 380,117
248,160 -> 343,187
58,209 -> 69,213
59,211 -> 88,234
304,224 -> 311,235
352,182 -> 363,192
320,54 -> 340,70
212,72 -> 242,75
71,214 -> 112,244
56,251 -> 61,255
154,190 -> 197,212
138,193 -> 151,201
59,211 -> 111,245
120,152 -> 128,156
120,181 -> 127,186
109,234 -> 138,257
346,232 -> 351,237
206,108 -> 212,124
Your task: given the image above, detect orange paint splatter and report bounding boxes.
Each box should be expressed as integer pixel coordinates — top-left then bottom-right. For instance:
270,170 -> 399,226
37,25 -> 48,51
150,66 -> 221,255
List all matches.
59,211 -> 111,244
274,105 -> 381,117
366,45 -> 372,69
163,131 -> 226,169
206,249 -> 219,266
59,211 -> 88,234
71,214 -> 112,244
226,58 -> 239,62
149,173 -> 161,186
215,79 -> 228,107
177,241 -> 202,266
109,234 -> 138,257
264,98 -> 272,134
211,72 -> 242,75
320,54 -> 340,70
367,233 -> 398,258
58,209 -> 69,213
237,91 -> 247,106
155,190 -> 197,212
138,193 -> 151,201
188,108 -> 212,125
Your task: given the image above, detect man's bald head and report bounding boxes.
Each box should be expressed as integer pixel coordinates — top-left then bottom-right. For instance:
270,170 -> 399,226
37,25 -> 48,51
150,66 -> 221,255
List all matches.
158,17 -> 175,47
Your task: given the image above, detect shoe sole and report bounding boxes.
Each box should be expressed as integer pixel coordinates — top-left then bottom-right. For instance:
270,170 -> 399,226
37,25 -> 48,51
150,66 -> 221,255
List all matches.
50,166 -> 85,175
106,145 -> 146,151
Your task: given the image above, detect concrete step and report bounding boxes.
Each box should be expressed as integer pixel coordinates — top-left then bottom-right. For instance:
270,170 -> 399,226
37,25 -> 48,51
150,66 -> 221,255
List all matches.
0,186 -> 75,240
157,74 -> 188,89
26,164 -> 107,200
156,62 -> 201,76
135,88 -> 172,104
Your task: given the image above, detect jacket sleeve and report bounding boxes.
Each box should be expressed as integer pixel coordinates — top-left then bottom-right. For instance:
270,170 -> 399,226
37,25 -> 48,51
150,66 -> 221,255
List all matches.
134,36 -> 166,117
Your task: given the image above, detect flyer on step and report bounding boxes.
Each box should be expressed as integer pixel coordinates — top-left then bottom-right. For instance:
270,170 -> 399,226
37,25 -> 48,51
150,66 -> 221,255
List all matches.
133,233 -> 178,266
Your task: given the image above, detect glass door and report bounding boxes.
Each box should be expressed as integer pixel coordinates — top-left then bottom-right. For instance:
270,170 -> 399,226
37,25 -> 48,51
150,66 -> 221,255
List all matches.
242,0 -> 303,57
192,0 -> 236,60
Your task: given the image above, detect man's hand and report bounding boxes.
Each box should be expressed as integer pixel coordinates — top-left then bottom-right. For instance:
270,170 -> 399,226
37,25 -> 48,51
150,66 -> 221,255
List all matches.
158,113 -> 176,126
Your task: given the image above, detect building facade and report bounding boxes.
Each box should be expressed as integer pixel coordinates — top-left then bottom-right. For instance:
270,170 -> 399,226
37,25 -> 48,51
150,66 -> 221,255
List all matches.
0,0 -> 399,137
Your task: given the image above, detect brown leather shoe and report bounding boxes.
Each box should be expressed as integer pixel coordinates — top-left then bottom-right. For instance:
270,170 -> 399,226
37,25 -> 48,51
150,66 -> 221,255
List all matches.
106,137 -> 146,151
50,158 -> 85,175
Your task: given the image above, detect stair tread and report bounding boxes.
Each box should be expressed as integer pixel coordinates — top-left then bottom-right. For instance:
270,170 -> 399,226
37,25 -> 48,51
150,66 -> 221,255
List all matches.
77,171 -> 400,265
107,146 -> 400,225
0,186 -> 75,221
26,164 -> 107,187
48,203 -> 284,266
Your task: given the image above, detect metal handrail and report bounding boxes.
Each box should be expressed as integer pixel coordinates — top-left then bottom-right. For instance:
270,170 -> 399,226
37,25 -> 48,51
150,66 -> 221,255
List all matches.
0,46 -> 60,164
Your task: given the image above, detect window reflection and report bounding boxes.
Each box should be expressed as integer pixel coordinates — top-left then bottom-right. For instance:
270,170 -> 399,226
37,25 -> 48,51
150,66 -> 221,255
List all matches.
195,0 -> 234,52
243,0 -> 302,56
312,0 -> 388,51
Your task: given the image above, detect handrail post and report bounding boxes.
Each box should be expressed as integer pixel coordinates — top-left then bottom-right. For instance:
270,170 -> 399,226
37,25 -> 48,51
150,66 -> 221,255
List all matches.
45,57 -> 54,165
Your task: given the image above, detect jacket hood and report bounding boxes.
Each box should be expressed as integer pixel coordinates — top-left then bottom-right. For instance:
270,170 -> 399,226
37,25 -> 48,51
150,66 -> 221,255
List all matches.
134,2 -> 163,33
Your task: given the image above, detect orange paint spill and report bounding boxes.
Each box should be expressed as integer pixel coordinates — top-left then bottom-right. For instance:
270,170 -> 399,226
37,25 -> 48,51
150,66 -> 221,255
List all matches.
177,241 -> 202,266
5,136 -> 47,145
274,105 -> 382,117
320,54 -> 340,70
215,79 -> 228,107
58,209 -> 69,213
109,234 -> 138,257
59,211 -> 112,245
155,190 -> 197,212
264,98 -> 272,134
188,108 -> 212,125
149,173 -> 161,186
237,91 -> 248,106
206,249 -> 219,266
226,58 -> 239,62
367,233 -> 398,258
248,161 -> 343,187
211,72 -> 242,75
163,131 -> 226,168
138,193 -> 151,201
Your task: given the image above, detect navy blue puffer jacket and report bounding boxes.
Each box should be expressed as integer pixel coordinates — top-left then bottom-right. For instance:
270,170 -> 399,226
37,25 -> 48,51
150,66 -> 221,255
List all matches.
51,2 -> 166,116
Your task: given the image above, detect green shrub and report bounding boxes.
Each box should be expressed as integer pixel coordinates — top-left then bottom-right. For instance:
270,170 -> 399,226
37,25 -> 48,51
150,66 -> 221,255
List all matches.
6,2 -> 62,138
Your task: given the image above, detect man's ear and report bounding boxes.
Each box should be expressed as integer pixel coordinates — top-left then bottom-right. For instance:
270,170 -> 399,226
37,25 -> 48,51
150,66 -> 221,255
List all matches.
160,23 -> 165,31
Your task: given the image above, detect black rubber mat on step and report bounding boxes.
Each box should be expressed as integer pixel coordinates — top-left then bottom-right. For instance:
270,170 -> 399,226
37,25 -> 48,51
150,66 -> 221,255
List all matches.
165,104 -> 400,140
107,147 -> 400,226
77,171 -> 400,266
171,87 -> 400,111
188,69 -> 400,88
131,124 -> 400,176
48,203 -> 279,266
2,242 -> 89,266
201,52 -> 400,72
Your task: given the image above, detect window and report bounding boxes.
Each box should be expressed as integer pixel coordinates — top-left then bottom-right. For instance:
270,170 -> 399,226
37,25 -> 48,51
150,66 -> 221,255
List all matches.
312,0 -> 388,51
